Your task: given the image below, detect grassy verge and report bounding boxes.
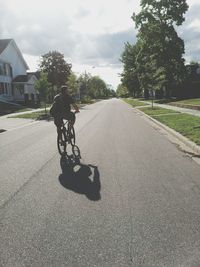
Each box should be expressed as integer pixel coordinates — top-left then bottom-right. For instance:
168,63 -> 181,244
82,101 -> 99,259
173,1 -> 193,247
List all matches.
123,98 -> 149,107
0,101 -> 32,115
140,107 -> 200,145
9,110 -> 50,120
172,98 -> 200,106
139,98 -> 200,106
140,107 -> 180,116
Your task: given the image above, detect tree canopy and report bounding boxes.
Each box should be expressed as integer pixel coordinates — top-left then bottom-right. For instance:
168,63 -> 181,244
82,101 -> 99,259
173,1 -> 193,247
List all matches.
39,51 -> 72,90
121,0 -> 188,98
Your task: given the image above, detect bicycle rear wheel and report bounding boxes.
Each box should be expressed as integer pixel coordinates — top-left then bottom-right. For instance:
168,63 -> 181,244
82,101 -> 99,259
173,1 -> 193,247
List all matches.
57,130 -> 66,155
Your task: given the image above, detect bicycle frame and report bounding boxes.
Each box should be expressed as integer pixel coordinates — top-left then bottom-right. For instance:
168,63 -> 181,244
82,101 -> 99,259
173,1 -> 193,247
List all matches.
57,119 -> 76,156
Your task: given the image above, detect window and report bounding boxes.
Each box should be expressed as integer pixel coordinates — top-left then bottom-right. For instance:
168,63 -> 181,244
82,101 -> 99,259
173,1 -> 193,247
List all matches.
0,63 -> 12,76
4,83 -> 7,94
5,64 -> 11,76
0,83 -> 4,94
16,84 -> 24,95
0,63 -> 4,75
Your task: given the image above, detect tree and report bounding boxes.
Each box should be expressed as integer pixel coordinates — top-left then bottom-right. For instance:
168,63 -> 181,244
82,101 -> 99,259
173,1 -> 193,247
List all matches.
87,76 -> 107,99
116,84 -> 129,97
77,72 -> 92,99
120,42 -> 141,97
132,0 -> 188,98
39,51 -> 72,98
35,72 -> 50,114
66,72 -> 79,96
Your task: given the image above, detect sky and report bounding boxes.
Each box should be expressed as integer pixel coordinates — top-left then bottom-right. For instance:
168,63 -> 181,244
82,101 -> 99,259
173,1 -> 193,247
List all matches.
0,0 -> 200,89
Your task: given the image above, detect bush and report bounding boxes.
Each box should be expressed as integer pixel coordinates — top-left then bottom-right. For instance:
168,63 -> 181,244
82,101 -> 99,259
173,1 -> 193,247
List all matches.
80,96 -> 92,104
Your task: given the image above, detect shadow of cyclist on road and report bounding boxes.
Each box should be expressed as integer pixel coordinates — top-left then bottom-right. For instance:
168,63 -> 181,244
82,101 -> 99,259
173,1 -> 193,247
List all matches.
59,155 -> 101,201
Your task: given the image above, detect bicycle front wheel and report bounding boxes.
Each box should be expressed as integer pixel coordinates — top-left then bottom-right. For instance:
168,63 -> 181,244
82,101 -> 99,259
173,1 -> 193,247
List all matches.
57,131 -> 66,156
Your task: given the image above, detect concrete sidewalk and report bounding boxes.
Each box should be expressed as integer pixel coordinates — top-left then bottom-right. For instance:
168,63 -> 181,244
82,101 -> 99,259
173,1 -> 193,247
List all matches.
0,117 -> 37,132
0,108 -> 49,132
138,101 -> 200,117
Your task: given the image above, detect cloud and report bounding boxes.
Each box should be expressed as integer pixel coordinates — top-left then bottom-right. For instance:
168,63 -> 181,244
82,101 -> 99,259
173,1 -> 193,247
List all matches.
2,0 -> 200,87
178,4 -> 200,63
72,28 -> 136,66
0,0 -> 136,68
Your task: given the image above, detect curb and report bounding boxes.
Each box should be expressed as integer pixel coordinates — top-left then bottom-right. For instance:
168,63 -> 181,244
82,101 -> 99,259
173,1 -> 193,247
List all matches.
135,108 -> 200,155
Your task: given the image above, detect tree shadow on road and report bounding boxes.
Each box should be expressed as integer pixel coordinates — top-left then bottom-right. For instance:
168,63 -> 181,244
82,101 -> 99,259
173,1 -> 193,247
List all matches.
59,155 -> 101,201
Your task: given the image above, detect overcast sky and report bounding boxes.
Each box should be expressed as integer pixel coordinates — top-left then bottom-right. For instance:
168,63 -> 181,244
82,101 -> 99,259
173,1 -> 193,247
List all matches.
0,0 -> 200,89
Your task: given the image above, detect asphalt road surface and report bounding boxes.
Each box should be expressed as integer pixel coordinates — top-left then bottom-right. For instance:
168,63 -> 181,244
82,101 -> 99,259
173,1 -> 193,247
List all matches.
1,99 -> 200,267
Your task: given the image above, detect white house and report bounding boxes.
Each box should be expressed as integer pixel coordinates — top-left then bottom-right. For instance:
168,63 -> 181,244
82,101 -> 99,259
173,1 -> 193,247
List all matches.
0,39 -> 38,103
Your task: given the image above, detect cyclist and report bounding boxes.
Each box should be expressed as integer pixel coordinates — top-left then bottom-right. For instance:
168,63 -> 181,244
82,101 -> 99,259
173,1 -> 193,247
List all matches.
50,85 -> 80,133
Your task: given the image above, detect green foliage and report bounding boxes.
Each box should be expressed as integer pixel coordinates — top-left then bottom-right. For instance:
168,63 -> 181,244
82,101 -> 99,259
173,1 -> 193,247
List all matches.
123,98 -> 149,107
80,96 -> 92,104
116,84 -> 129,97
120,42 -> 141,97
87,76 -> 107,98
140,106 -> 179,115
66,72 -> 79,95
77,72 -> 92,98
153,113 -> 200,145
121,43 -> 141,97
35,73 -> 50,99
123,0 -> 189,98
39,51 -> 72,90
74,72 -> 115,100
35,72 -> 50,113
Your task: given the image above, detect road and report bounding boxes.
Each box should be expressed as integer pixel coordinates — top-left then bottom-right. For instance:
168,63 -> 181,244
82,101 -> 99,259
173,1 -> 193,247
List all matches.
1,98 -> 200,267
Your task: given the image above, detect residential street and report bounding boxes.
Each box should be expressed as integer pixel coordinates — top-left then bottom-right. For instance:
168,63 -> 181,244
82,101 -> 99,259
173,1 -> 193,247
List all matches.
1,98 -> 200,267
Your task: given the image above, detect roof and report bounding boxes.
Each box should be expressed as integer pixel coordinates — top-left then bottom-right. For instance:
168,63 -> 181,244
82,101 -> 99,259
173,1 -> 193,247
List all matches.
0,38 -> 29,69
12,75 -> 28,83
12,73 -> 38,83
27,71 -> 40,79
0,39 -> 12,54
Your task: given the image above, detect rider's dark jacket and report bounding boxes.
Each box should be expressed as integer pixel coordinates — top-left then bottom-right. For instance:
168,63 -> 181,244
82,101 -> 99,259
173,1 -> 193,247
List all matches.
50,93 -> 74,116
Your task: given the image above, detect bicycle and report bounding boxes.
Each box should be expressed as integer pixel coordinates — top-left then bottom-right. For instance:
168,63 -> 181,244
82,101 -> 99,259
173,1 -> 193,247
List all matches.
57,113 -> 79,156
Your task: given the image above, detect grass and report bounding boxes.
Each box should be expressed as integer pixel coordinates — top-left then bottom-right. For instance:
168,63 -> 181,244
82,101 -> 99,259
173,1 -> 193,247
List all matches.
171,98 -> 200,106
139,98 -> 200,106
140,107 -> 180,116
0,101 -> 52,116
142,99 -> 172,104
140,107 -> 200,145
9,110 -> 50,120
123,98 -> 149,107
0,101 -> 32,115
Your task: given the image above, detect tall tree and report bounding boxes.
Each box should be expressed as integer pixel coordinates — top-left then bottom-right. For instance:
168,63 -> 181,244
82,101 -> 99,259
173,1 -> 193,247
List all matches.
66,72 -> 79,96
39,51 -> 72,97
120,42 -> 141,97
77,72 -> 92,99
116,84 -> 129,97
87,76 -> 107,99
132,0 -> 188,97
35,72 -> 50,113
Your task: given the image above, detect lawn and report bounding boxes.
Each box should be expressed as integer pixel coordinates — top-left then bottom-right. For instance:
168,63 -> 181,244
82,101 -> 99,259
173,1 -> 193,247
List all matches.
140,107 -> 200,145
123,98 -> 149,107
0,101 -> 32,115
140,107 -> 180,116
171,98 -> 200,106
9,110 -> 50,120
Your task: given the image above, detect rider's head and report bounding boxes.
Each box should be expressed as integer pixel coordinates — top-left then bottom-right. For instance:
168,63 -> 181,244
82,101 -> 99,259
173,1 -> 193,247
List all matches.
61,85 -> 68,95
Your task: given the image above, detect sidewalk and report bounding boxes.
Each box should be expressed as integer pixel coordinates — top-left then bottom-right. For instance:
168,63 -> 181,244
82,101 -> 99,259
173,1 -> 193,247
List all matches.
138,101 -> 200,117
0,108 -> 48,132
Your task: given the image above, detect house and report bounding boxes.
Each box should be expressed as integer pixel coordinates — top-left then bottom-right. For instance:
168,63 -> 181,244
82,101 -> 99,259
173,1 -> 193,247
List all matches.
0,39 -> 38,103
